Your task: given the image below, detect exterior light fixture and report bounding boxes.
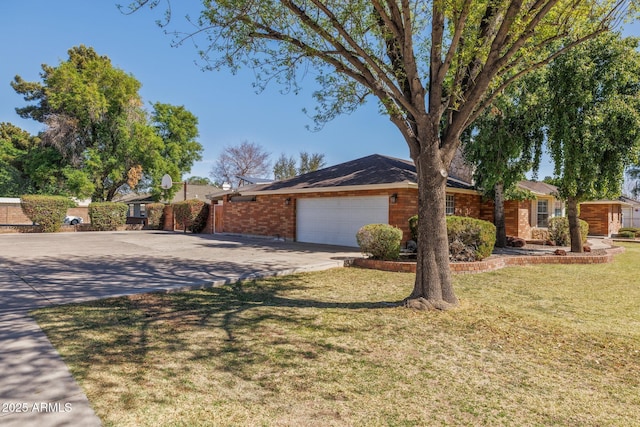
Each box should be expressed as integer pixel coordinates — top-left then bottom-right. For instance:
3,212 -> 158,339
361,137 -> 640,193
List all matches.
390,193 -> 398,204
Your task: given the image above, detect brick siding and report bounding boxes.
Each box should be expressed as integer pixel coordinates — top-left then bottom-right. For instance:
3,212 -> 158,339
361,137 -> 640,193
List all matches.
579,203 -> 622,236
212,188 -> 484,244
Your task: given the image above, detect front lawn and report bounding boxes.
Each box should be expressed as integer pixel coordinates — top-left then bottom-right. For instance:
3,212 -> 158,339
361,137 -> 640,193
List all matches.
33,244 -> 640,426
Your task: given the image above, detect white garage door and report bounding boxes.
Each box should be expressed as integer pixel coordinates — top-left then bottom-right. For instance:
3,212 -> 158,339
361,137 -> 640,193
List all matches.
296,196 -> 389,247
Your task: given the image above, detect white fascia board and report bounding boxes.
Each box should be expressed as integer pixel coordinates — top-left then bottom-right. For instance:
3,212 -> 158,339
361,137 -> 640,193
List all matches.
239,181 -> 481,196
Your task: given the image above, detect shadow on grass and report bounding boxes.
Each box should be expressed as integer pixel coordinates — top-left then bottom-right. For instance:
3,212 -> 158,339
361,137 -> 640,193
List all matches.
31,273 -> 403,396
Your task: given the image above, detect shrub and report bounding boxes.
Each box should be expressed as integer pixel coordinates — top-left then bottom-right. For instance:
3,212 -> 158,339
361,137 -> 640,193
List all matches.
446,216 -> 496,261
548,217 -> 589,246
531,228 -> 550,241
618,230 -> 636,239
173,199 -> 209,233
20,195 -> 77,233
356,224 -> 403,260
618,227 -> 639,236
89,202 -> 128,231
408,215 -> 496,261
146,203 -> 166,229
408,215 -> 419,241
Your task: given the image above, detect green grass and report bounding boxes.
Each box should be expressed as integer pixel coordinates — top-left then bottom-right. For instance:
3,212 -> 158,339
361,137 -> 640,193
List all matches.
33,244 -> 640,426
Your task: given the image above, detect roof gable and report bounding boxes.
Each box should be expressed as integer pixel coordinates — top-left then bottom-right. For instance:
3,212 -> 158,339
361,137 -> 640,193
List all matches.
518,180 -> 558,196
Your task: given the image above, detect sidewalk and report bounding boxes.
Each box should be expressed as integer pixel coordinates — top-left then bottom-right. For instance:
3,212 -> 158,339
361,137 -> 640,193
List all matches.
0,232 -> 360,426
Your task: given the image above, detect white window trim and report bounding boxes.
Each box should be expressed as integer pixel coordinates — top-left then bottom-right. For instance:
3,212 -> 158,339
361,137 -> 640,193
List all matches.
445,194 -> 455,216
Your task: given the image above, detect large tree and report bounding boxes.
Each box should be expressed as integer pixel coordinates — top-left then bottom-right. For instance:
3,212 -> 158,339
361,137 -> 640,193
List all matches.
545,33 -> 640,252
11,45 -> 203,201
127,0 -> 633,309
464,73 -> 544,247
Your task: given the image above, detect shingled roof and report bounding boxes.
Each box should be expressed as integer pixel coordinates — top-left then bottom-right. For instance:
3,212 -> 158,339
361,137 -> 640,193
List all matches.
251,154 -> 474,192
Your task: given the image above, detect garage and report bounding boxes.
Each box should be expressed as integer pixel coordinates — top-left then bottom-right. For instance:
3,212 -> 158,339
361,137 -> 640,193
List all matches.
296,196 -> 389,247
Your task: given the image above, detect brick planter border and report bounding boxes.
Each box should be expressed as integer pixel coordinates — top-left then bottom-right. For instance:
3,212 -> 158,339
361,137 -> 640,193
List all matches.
352,246 -> 626,274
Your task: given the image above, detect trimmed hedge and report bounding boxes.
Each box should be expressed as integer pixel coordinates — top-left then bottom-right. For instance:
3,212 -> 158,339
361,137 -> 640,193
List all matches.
173,199 -> 209,233
20,195 -> 77,233
619,227 -> 639,237
618,230 -> 636,239
408,215 -> 496,261
146,203 -> 166,230
356,223 -> 403,260
548,217 -> 589,246
89,202 -> 128,231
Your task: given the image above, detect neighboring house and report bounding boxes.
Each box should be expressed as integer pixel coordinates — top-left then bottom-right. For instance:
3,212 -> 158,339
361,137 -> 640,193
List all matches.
620,195 -> 640,228
116,184 -> 219,224
237,176 -> 274,187
506,181 -> 628,238
208,154 -> 489,247
579,199 -> 627,236
503,181 -> 566,240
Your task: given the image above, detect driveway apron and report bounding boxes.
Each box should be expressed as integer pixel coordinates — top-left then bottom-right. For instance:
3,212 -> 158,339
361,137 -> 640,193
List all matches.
0,231 -> 359,426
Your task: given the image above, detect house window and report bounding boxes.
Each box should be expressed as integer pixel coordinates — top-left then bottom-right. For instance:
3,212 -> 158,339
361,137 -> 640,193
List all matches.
537,200 -> 549,227
445,194 -> 455,216
140,204 -> 146,217
554,200 -> 564,218
128,204 -> 134,217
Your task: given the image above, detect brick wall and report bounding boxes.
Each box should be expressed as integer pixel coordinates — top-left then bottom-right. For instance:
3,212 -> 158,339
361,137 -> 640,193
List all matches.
580,203 -> 622,236
217,194 -> 296,239
0,203 -> 31,224
0,204 -> 89,225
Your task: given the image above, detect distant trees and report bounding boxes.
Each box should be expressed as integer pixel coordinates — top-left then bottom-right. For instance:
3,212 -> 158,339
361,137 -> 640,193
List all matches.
10,45 -> 203,201
210,141 -> 271,188
273,152 -> 326,180
185,176 -> 215,186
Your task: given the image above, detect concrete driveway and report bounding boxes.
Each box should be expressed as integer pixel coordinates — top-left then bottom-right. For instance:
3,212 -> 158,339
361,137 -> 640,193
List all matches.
0,231 -> 360,426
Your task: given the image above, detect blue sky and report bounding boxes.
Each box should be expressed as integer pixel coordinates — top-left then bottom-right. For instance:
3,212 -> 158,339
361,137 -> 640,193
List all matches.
1,1 -> 638,181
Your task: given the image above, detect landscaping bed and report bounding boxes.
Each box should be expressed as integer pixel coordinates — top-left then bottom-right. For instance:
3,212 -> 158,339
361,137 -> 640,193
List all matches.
353,243 -> 624,274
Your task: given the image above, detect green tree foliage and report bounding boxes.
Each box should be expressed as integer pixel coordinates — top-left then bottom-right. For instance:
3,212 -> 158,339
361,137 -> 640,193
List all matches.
0,123 -> 36,196
150,103 -> 203,201
273,151 -> 326,180
11,45 -> 203,201
273,154 -> 297,180
127,0 -> 633,309
463,73 -> 544,247
545,34 -> 640,252
185,176 -> 214,185
298,152 -> 326,175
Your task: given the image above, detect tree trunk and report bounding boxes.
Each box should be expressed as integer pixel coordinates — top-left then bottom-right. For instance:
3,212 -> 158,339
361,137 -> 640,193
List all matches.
405,152 -> 458,311
567,196 -> 583,253
494,182 -> 507,248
